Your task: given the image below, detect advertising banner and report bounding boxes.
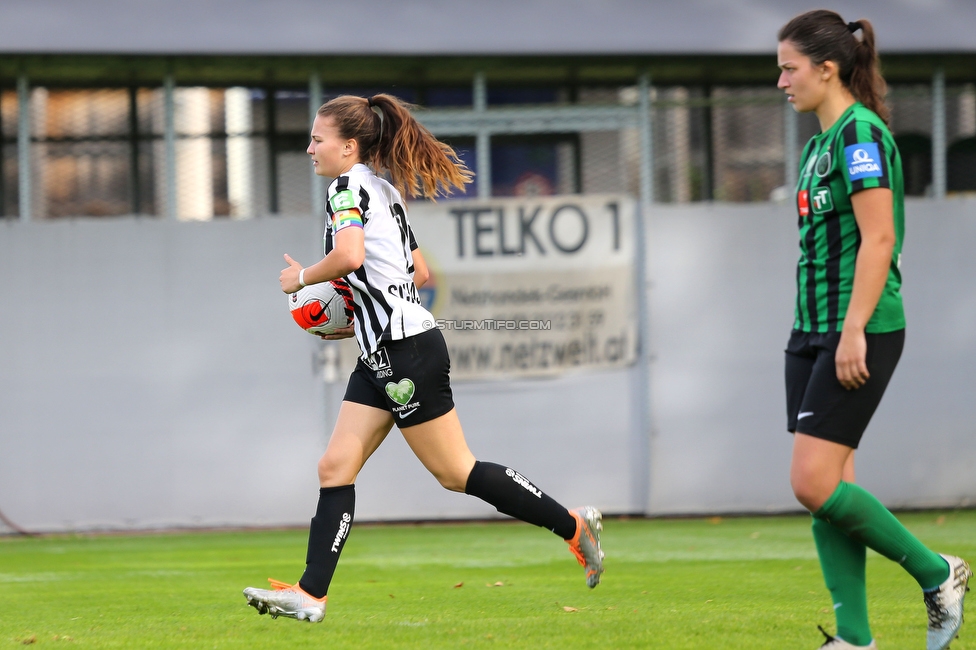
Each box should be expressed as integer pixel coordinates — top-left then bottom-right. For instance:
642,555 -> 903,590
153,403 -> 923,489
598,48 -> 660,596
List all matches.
337,194 -> 638,380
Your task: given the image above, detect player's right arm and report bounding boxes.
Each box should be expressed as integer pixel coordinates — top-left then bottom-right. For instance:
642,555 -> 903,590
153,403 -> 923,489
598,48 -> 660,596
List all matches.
280,187 -> 367,293
281,223 -> 364,289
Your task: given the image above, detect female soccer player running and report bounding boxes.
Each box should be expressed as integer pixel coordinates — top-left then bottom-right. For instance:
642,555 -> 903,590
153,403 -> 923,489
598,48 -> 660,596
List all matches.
242,94 -> 603,623
778,10 -> 970,650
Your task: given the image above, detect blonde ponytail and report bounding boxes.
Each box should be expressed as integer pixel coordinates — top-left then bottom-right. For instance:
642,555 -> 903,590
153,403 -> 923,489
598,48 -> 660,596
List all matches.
317,94 -> 473,199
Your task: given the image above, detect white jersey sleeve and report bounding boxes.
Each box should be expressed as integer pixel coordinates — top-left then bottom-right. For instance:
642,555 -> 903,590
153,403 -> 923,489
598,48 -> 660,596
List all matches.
325,164 -> 434,357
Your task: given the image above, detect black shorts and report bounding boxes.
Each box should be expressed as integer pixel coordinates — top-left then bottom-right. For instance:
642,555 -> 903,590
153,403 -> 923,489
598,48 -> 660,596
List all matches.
343,328 -> 455,428
784,328 -> 904,449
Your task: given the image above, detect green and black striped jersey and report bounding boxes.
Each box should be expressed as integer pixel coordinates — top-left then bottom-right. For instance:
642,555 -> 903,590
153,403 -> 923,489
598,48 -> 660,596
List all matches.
793,102 -> 905,333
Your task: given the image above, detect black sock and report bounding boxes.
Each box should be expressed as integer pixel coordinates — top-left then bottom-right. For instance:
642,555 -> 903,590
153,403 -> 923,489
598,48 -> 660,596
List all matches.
298,484 -> 355,598
464,461 -> 577,540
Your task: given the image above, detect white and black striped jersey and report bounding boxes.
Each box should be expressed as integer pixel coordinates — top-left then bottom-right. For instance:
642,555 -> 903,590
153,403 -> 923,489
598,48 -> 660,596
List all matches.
323,163 -> 432,358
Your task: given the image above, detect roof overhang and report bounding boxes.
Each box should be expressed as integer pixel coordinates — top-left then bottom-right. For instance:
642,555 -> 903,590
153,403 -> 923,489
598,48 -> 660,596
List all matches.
2,0 -> 974,56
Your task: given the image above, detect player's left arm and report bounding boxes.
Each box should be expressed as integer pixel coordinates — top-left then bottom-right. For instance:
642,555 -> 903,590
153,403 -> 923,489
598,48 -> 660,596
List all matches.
403,219 -> 429,289
317,323 -> 356,341
835,187 -> 895,390
411,247 -> 430,289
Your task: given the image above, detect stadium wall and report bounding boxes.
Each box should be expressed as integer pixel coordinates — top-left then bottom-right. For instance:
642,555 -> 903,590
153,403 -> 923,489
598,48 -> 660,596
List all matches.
1,198 -> 974,532
0,214 -> 640,531
646,198 -> 976,514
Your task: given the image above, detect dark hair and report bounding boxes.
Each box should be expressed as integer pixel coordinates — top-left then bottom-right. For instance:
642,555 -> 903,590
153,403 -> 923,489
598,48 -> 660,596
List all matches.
317,94 -> 473,199
779,9 -> 889,124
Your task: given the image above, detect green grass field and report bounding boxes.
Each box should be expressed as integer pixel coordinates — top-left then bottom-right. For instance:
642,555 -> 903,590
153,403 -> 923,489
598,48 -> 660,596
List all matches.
1,511 -> 973,649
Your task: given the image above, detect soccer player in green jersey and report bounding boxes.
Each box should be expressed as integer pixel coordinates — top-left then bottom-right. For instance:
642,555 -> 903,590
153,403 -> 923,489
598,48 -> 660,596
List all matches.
777,10 -> 971,650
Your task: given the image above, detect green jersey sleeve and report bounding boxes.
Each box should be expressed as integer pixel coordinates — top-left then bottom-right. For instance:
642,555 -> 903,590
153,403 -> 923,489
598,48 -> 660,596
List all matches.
839,119 -> 892,194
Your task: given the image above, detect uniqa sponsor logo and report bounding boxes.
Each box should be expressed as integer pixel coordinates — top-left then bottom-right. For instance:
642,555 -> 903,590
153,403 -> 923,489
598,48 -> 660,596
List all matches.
505,467 -> 542,498
848,148 -> 880,175
331,512 -> 352,552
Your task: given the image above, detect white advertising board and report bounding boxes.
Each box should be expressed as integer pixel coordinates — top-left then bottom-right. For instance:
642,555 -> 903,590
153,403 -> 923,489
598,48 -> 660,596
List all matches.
337,194 -> 639,380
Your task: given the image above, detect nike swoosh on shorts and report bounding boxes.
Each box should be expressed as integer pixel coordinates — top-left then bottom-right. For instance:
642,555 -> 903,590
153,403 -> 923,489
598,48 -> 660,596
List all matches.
797,411 -> 814,419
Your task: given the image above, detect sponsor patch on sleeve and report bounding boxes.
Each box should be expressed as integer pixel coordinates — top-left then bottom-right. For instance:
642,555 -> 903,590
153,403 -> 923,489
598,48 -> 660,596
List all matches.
333,208 -> 363,231
329,189 -> 358,212
844,142 -> 883,181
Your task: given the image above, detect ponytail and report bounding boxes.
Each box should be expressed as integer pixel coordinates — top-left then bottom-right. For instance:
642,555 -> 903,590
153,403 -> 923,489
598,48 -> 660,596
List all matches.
846,20 -> 889,124
779,10 -> 889,125
317,94 -> 473,199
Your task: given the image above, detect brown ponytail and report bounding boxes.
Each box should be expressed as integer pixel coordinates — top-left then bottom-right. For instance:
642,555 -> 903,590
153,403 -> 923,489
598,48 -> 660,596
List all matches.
779,10 -> 889,124
317,94 -> 473,199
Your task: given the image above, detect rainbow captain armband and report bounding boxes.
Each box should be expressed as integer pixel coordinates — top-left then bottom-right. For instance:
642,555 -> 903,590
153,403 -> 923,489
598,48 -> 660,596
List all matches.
329,189 -> 363,232
332,208 -> 363,232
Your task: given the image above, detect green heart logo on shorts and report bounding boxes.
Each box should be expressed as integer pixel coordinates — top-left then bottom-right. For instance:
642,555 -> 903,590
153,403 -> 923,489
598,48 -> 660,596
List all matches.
385,378 -> 415,405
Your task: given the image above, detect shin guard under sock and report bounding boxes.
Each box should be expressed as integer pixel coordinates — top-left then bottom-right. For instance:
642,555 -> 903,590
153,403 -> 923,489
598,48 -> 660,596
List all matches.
812,516 -> 872,646
298,484 -> 355,598
464,461 -> 577,540
814,481 -> 949,590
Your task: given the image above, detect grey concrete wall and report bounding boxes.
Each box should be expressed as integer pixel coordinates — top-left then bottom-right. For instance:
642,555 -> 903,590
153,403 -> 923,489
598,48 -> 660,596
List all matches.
2,197 -> 975,531
646,198 -> 976,514
0,216 -> 637,532
0,217 -> 329,531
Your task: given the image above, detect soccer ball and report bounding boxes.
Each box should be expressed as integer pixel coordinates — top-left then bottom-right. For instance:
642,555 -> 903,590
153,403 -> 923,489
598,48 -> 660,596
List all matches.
288,279 -> 355,335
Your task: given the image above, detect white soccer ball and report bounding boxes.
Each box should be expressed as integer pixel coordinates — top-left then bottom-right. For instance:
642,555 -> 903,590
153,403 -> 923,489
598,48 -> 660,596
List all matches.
288,279 -> 355,335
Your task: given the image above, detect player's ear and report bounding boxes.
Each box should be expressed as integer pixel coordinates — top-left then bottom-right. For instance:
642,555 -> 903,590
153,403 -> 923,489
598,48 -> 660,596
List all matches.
820,60 -> 838,81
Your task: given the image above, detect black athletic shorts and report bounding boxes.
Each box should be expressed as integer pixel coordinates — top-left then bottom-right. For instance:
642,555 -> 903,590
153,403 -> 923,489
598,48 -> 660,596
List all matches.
784,328 -> 904,449
343,327 -> 455,428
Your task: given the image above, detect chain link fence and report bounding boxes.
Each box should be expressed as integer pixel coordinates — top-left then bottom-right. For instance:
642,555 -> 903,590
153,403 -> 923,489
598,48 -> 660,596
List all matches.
2,78 -> 973,220
887,83 -> 976,194
0,89 -> 15,216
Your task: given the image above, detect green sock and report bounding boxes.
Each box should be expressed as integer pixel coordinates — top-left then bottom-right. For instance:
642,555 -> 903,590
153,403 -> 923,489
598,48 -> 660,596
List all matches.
812,516 -> 872,646
814,481 -> 949,590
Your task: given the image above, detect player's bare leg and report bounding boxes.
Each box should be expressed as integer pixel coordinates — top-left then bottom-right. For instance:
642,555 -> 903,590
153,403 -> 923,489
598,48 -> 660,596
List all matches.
318,401 -> 395,487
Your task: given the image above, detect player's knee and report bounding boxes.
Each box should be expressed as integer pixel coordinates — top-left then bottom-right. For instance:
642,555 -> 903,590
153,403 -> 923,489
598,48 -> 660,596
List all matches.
431,467 -> 468,493
790,472 -> 829,512
318,452 -> 357,487
791,482 -> 818,511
